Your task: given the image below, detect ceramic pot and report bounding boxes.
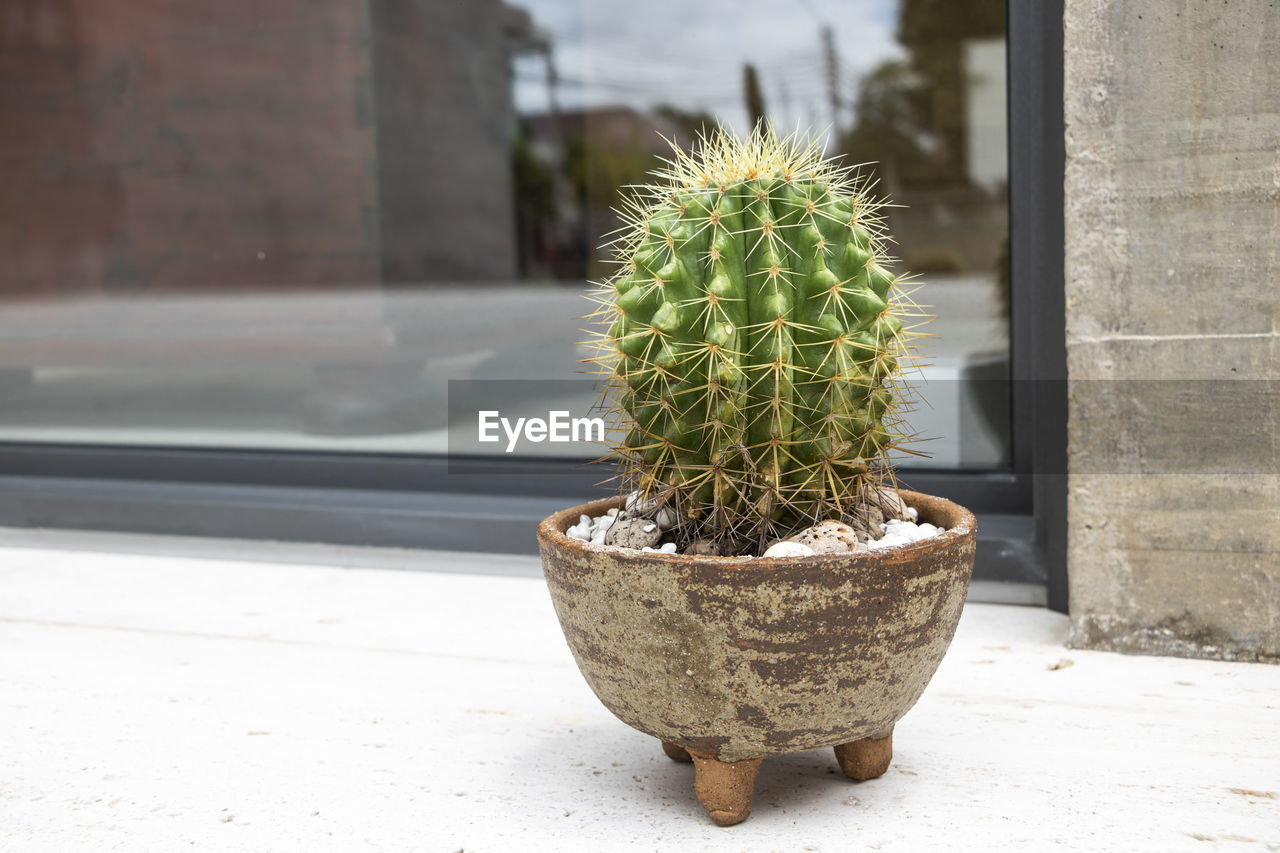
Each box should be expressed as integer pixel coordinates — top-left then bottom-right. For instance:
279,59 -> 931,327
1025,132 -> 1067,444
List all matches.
536,490 -> 976,825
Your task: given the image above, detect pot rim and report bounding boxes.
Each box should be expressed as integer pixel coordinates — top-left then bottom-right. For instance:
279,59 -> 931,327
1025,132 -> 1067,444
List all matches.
537,489 -> 976,568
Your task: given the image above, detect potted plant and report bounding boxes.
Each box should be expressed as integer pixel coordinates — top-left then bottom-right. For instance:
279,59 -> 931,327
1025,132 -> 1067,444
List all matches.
536,126 -> 976,826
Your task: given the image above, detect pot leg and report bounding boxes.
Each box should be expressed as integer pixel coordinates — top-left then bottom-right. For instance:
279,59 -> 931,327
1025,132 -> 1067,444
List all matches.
660,740 -> 692,762
833,728 -> 893,780
687,751 -> 763,827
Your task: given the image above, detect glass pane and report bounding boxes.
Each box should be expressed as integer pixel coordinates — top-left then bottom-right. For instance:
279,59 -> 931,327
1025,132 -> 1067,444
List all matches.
0,0 -> 1007,469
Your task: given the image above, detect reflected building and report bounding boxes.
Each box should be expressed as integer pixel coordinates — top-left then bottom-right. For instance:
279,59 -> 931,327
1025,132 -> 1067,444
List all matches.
518,105 -> 691,280
0,0 -> 540,295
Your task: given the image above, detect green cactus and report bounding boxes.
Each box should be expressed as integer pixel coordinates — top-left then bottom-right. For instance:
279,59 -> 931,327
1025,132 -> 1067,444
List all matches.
588,126 -> 923,551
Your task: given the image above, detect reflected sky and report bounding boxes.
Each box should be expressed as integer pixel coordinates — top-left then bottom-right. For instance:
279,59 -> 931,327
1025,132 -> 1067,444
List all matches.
511,0 -> 903,134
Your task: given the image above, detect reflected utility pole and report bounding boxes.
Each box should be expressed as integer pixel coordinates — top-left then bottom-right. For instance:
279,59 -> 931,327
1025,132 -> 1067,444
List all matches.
821,24 -> 841,134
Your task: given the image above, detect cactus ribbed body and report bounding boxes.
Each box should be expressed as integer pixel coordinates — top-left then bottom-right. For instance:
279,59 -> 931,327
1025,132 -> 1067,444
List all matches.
591,129 -> 917,547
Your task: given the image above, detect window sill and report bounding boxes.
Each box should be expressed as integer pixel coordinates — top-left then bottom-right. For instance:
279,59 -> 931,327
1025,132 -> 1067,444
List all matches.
3,541 -> 1272,847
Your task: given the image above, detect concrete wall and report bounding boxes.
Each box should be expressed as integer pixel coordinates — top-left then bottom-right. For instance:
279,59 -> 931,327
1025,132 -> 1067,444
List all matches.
1064,0 -> 1279,661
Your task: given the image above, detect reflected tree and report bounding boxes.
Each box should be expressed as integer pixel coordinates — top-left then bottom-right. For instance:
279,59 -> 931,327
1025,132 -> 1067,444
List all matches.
653,104 -> 719,142
840,61 -> 944,193
896,0 -> 1005,186
742,63 -> 768,130
836,0 -> 1007,274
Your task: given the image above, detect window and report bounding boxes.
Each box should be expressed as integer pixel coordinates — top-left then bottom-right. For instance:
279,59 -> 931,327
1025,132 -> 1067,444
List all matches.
0,1 -> 1065,607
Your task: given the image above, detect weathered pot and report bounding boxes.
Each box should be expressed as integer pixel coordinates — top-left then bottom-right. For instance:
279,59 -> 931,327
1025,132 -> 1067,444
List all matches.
536,490 -> 976,825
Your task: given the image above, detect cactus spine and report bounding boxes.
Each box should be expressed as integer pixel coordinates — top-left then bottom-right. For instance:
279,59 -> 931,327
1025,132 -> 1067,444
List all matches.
588,126 -> 923,550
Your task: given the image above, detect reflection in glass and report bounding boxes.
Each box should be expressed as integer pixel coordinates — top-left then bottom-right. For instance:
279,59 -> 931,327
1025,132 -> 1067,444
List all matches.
0,0 -> 1007,467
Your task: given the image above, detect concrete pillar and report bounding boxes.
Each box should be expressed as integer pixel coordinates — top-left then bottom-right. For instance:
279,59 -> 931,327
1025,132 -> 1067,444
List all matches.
1064,0 -> 1279,660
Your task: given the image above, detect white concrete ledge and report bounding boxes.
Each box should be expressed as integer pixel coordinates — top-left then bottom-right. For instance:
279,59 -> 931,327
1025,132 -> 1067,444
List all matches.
2,544 -> 1277,851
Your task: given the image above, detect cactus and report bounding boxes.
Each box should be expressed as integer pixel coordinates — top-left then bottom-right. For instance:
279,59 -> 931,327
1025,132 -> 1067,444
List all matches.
587,126 -> 923,551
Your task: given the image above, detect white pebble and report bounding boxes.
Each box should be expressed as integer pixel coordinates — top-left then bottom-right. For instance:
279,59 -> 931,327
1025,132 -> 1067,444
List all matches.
567,510 -> 625,546
867,533 -> 911,549
882,519 -> 916,537
566,514 -> 593,541
625,491 -> 658,515
579,498 -> 945,555
864,518 -> 947,549
642,543 -> 678,554
762,541 -> 817,558
654,506 -> 679,529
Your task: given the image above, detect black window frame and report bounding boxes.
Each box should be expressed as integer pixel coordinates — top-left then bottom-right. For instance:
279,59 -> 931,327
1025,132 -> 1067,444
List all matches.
0,1 -> 1067,612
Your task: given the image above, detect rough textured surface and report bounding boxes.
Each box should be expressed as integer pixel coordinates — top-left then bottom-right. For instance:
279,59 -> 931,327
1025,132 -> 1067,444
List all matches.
603,517 -> 662,550
1064,0 -> 1280,661
846,504 -> 886,542
790,519 -> 865,554
537,491 -> 976,765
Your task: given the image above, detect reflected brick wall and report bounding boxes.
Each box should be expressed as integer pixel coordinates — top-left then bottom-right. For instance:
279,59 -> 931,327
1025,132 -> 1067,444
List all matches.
0,0 -> 516,297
